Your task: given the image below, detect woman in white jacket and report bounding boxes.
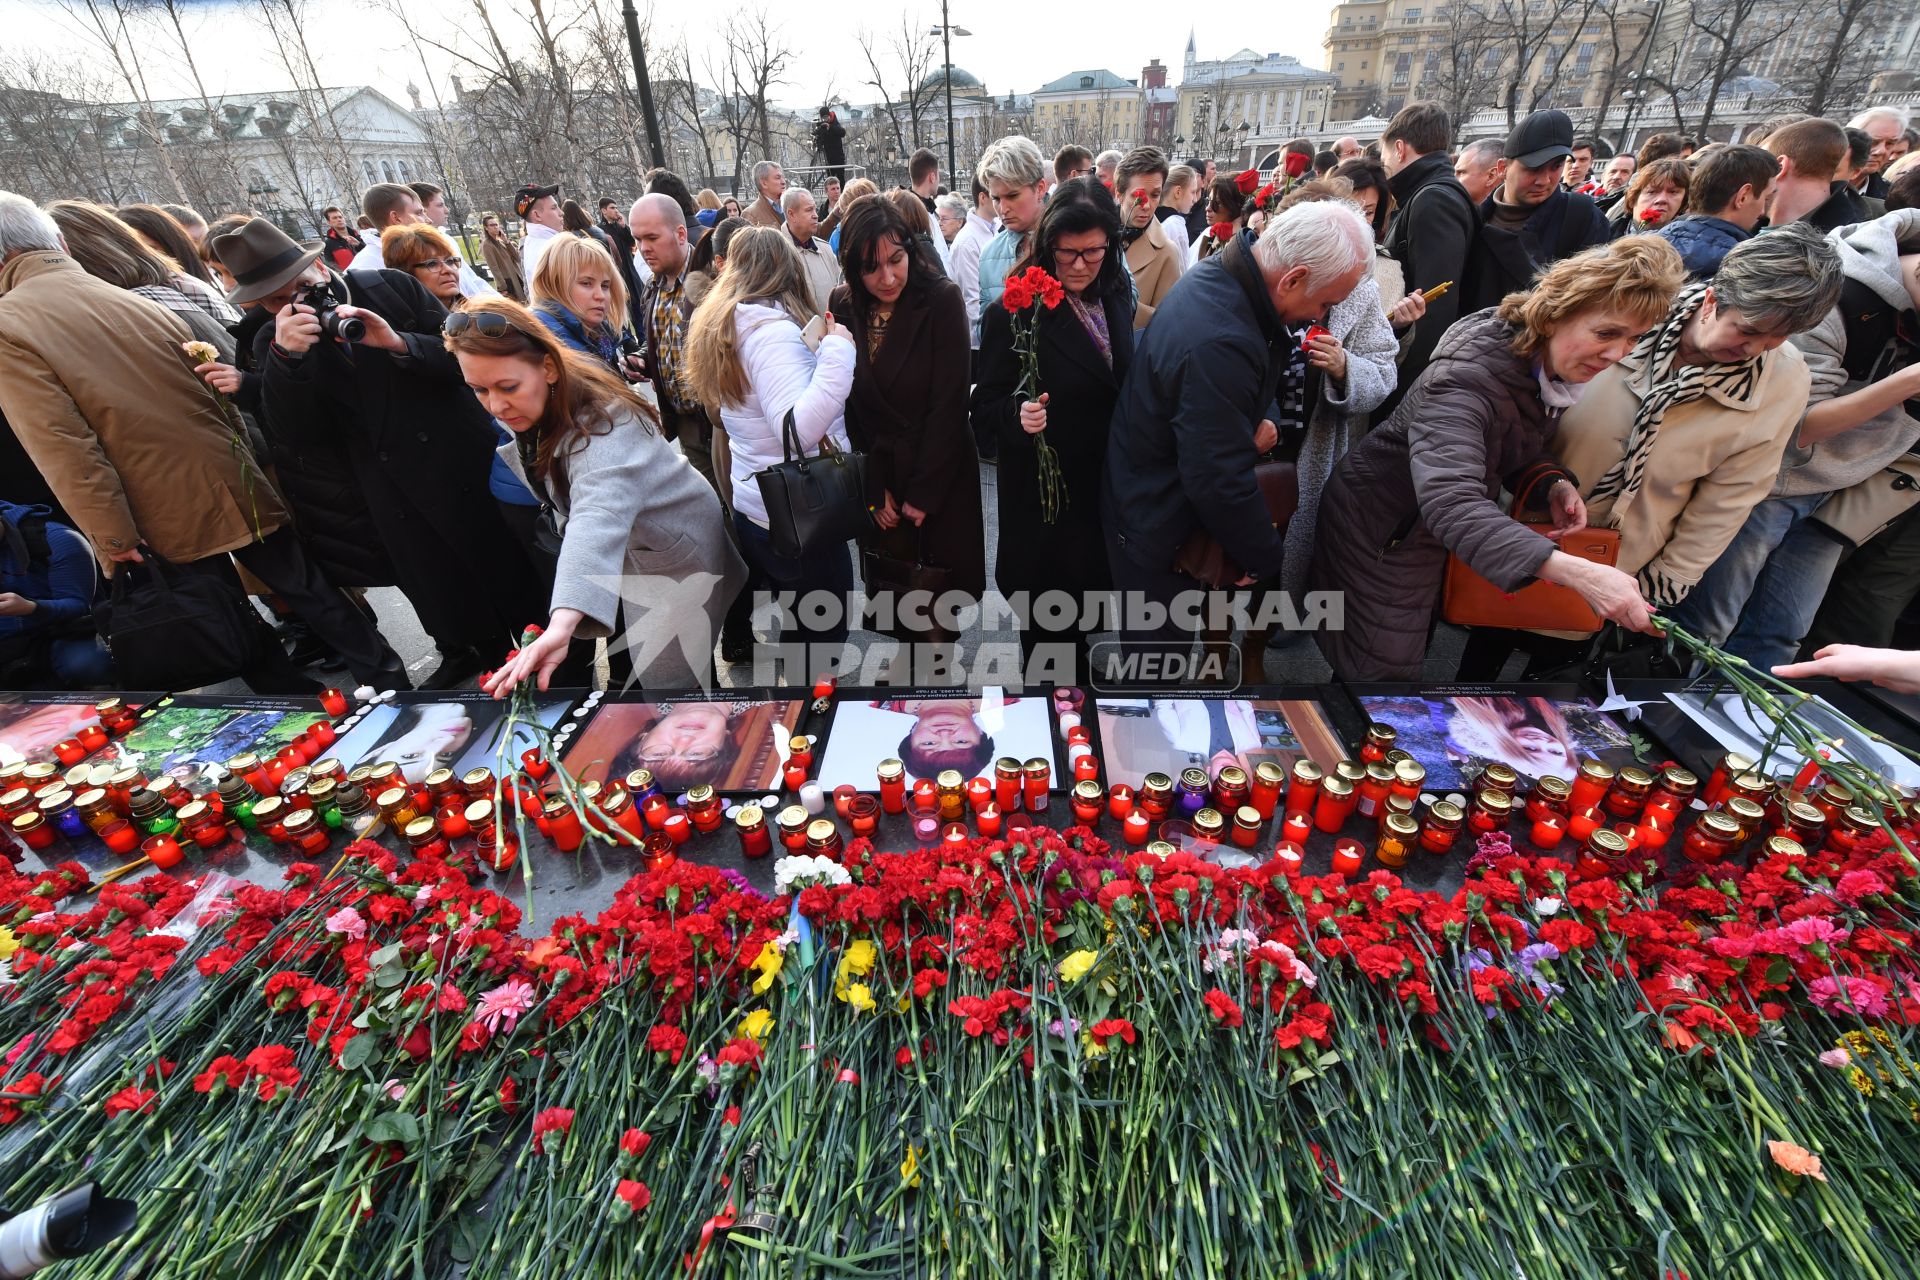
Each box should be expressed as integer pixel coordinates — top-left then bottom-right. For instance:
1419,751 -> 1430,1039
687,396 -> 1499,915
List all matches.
687,226 -> 859,649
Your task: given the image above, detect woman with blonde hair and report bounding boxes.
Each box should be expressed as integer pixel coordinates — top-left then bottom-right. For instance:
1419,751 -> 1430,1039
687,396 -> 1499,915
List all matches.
529,233 -> 632,374
448,296 -> 743,693
827,178 -> 881,253
46,199 -> 238,358
381,223 -> 467,308
686,225 -> 858,650
479,212 -> 527,302
1311,235 -> 1688,679
695,188 -> 724,229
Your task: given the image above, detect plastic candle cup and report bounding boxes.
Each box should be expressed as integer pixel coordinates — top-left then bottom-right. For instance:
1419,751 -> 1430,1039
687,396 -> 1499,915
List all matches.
833,784 -> 859,818
663,812 -> 692,845
965,777 -> 992,812
1072,755 -> 1100,784
848,795 -> 880,838
142,832 -> 184,869
799,782 -> 826,815
100,820 -> 139,856
942,822 -> 969,846
1122,811 -> 1150,846
642,795 -> 671,831
53,740 -> 85,767
1330,838 -> 1365,878
878,760 -> 908,813
1107,785 -> 1135,820
319,688 -> 349,717
783,762 -> 809,793
543,801 -> 586,853
913,814 -> 940,844
438,804 -> 472,839
76,724 -> 109,754
1272,841 -> 1304,873
1530,815 -> 1567,849
1567,807 -> 1602,843
975,804 -> 1002,837
1635,814 -> 1672,850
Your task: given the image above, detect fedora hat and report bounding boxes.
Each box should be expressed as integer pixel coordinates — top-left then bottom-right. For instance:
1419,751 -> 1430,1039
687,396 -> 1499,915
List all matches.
213,217 -> 321,305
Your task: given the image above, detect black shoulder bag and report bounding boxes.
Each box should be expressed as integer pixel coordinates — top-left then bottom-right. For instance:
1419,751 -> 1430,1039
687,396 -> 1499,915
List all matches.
752,409 -> 871,559
96,549 -> 261,690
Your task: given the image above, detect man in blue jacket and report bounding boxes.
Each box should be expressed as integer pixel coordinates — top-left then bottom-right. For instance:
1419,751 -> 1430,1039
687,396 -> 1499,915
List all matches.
1658,145 -> 1777,279
1461,110 -> 1610,313
0,500 -> 112,688
1103,203 -> 1373,678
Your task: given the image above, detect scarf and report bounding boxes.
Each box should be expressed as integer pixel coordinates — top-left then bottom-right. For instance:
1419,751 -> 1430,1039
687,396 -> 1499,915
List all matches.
1585,282 -> 1762,526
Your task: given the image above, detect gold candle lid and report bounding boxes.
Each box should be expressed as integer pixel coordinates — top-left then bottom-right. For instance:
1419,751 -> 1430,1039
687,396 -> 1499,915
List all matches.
1384,812 -> 1419,837
805,818 -> 837,842
1427,800 -> 1464,823
686,784 -> 715,805
175,799 -> 208,823
877,758 -> 905,782
1215,765 -> 1247,788
734,804 -> 765,828
464,798 -> 496,824
936,769 -> 965,790
282,808 -> 316,834
424,768 -> 455,790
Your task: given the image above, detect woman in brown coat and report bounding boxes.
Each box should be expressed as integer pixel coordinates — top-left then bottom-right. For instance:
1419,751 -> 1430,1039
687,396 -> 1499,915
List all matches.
830,197 -> 985,638
1309,237 -> 1686,680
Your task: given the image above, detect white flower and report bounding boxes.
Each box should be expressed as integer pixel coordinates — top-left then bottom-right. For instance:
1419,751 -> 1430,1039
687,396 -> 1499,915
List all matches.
1531,896 -> 1562,916
773,855 -> 852,895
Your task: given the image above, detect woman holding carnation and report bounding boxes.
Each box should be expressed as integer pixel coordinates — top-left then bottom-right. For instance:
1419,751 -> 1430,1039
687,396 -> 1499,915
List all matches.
449,297 -> 743,693
971,178 -> 1134,671
1188,175 -> 1249,266
831,197 -> 985,646
1310,236 -> 1687,679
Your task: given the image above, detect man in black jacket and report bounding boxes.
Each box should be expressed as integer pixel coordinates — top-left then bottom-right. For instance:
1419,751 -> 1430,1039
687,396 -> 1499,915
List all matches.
813,108 -> 847,185
1104,203 -> 1373,679
1460,109 -> 1609,314
216,219 -> 547,689
1379,102 -> 1476,418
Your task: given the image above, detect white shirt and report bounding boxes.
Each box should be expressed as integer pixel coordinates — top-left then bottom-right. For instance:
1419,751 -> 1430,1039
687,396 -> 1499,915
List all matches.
350,228 -> 497,298
1160,213 -> 1190,261
949,210 -> 996,349
521,223 -> 561,283
721,302 -> 856,528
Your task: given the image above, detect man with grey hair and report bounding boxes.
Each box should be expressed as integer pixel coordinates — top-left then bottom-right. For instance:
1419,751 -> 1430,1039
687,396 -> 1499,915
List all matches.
1104,201 -> 1372,667
1452,138 -> 1506,204
0,191 -> 407,692
744,160 -> 785,228
1848,106 -> 1909,199
1094,150 -> 1123,186
974,134 -> 1048,334
780,186 -> 840,317
1669,210 -> 1920,669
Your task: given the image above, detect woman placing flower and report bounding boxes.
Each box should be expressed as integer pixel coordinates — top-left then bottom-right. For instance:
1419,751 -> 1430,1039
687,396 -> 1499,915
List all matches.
1610,158 -> 1691,238
972,179 -> 1134,672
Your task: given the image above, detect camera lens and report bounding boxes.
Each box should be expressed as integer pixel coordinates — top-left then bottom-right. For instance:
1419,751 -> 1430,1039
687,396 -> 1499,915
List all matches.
330,313 -> 367,343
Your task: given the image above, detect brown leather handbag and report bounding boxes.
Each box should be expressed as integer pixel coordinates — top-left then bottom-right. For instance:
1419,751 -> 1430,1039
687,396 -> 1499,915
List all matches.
1172,461 -> 1299,588
1441,525 -> 1621,632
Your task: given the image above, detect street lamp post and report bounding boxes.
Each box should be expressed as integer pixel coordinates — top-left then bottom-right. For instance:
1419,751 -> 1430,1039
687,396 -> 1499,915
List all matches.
619,0 -> 667,168
931,6 -> 971,178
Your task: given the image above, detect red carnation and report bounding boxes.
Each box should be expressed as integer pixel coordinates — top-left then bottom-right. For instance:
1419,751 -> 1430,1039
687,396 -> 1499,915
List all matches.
1203,990 -> 1244,1028
614,1179 -> 650,1215
531,1106 -> 574,1154
1088,1017 -> 1136,1048
1284,150 -> 1312,179
1233,168 -> 1259,194
620,1127 -> 651,1159
1209,221 -> 1235,241
103,1085 -> 155,1118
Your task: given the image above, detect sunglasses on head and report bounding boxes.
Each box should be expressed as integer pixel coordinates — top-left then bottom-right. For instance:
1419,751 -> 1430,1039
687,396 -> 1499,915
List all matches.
443,311 -> 525,338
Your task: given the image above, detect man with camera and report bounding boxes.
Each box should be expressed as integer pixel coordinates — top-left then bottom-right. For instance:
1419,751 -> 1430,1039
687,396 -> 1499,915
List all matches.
0,195 -> 406,693
215,218 -> 546,688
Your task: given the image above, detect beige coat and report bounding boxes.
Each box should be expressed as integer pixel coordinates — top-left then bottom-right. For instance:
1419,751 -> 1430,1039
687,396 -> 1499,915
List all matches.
1552,340 -> 1809,606
1125,214 -> 1183,328
0,251 -> 287,565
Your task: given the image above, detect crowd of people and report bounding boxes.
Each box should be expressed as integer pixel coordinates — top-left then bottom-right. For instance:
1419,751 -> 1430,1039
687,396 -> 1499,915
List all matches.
0,99 -> 1917,698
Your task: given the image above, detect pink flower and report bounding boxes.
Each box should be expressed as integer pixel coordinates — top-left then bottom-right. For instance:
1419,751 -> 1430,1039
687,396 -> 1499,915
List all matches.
1707,934 -> 1757,959
1836,870 -> 1891,904
476,979 -> 537,1034
324,907 -> 366,941
1818,1048 -> 1851,1069
1783,917 -> 1849,950
1766,1139 -> 1828,1182
1807,974 -> 1891,1018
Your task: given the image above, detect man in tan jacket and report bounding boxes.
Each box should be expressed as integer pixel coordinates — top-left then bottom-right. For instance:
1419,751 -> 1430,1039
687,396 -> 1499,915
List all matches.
0,192 -> 405,692
1116,147 -> 1184,328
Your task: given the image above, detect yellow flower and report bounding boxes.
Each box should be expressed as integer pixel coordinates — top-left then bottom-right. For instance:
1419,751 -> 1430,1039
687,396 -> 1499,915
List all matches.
833,938 -> 878,999
1057,950 -> 1098,985
749,941 -> 783,996
900,1144 -> 922,1188
181,340 -> 221,365
0,928 -> 17,962
738,1009 -> 774,1045
842,983 -> 876,1013
1080,1031 -> 1107,1060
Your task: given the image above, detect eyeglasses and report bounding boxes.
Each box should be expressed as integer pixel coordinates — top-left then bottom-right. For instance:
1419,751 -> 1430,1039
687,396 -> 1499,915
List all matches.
412,257 -> 459,271
443,311 -> 522,338
1054,244 -> 1109,267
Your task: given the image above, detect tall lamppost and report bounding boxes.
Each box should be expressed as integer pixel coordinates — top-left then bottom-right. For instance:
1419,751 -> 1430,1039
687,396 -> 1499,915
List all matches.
619,0 -> 666,167
931,6 -> 971,177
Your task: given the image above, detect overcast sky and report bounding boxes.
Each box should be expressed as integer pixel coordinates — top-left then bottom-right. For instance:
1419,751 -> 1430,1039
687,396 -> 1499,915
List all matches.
3,1 -> 1335,111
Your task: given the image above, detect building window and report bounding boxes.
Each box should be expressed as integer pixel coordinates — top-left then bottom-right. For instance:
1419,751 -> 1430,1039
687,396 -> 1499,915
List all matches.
362,160 -> 377,182
382,160 -> 395,182
1404,5 -> 1422,16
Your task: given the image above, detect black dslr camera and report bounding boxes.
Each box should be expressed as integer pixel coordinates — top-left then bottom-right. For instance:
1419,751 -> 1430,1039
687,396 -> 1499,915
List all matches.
295,280 -> 366,344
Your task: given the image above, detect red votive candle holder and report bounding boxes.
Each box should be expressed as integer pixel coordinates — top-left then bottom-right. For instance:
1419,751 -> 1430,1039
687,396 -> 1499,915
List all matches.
1123,811 -> 1150,846
75,724 -> 109,755
438,804 -> 471,839
319,688 -> 349,717
1072,755 -> 1100,783
662,812 -> 691,845
833,784 -> 858,818
1567,807 -> 1601,843
1282,812 -> 1312,845
641,795 -> 671,831
309,720 -> 336,749
848,795 -> 880,838
1635,814 -> 1672,850
1107,784 -> 1135,820
942,821 -> 969,846
1272,840 -> 1304,873
142,832 -> 184,869
53,740 -> 85,767
99,820 -> 139,856
784,762 -> 808,793
975,804 -> 1002,838
965,777 -> 992,812
1330,838 -> 1365,878
1530,815 -> 1567,849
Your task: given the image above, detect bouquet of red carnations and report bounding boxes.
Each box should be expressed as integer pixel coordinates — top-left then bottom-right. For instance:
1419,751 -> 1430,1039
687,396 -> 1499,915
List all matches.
1003,265 -> 1069,523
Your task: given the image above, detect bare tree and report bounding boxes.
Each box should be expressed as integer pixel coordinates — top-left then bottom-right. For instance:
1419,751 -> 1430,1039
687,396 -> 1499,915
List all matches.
1523,0 -> 1608,112
59,0 -> 188,200
1420,1 -> 1507,139
1592,0 -> 1662,150
141,0 -> 248,211
721,8 -> 793,164
0,52 -> 128,201
653,41 -> 720,188
1791,0 -> 1890,117
255,0 -> 360,198
1674,0 -> 1796,135
856,14 -> 940,155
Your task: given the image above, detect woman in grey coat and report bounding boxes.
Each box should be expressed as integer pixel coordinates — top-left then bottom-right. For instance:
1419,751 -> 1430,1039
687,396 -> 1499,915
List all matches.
445,298 -> 746,694
1309,238 -> 1685,680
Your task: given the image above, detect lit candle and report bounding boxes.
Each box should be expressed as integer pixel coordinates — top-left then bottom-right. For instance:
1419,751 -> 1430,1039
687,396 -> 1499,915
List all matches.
53,740 -> 85,767
438,804 -> 471,839
1330,838 -> 1365,878
99,820 -> 140,856
319,688 -> 349,717
942,822 -> 969,846
519,748 -> 551,780
1529,815 -> 1566,849
75,724 -> 109,754
965,777 -> 992,812
1634,813 -> 1672,850
783,762 -> 809,792
1107,784 -> 1135,820
1065,726 -> 1091,746
1282,812 -> 1312,845
309,720 -> 336,748
642,795 -> 671,831
975,804 -> 1002,838
663,812 -> 692,845
1272,840 -> 1304,873
142,832 -> 184,869
833,784 -> 858,819
1122,811 -> 1150,846
1072,755 -> 1100,784
1614,822 -> 1641,852
1567,807 -> 1601,843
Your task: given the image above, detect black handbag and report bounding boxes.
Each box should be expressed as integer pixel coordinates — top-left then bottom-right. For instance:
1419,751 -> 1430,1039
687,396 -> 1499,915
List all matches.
753,410 -> 871,559
96,549 -> 261,690
861,526 -> 958,644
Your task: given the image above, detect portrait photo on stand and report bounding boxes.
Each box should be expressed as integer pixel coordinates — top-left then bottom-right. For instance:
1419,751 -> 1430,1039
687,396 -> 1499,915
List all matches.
326,695 -> 503,785
116,697 -> 326,775
816,691 -> 1055,788
1351,687 -> 1638,789
451,695 -> 576,779
0,692 -> 156,767
1091,694 -> 1348,783
1665,686 -> 1920,791
560,697 -> 808,794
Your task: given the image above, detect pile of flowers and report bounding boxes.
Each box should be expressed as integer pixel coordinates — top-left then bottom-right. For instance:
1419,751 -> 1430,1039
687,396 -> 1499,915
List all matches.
1,808 -> 1918,1276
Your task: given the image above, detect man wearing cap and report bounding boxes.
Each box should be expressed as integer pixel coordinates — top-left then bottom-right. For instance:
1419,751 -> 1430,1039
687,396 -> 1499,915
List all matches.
0,192 -> 408,693
515,183 -> 565,282
1461,109 -> 1609,314
213,216 -> 547,689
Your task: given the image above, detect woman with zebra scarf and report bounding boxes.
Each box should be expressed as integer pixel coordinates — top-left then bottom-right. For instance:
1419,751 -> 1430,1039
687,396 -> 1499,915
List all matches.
1455,225 -> 1845,679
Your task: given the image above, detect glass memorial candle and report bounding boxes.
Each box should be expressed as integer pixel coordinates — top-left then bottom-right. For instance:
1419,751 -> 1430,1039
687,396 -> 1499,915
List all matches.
1282,811 -> 1312,845
319,687 -> 349,717
662,811 -> 692,846
1682,812 -> 1742,864
1070,780 -> 1104,825
777,805 -> 809,851
1567,806 -> 1602,843
1376,813 -> 1418,868
1122,810 -> 1150,846
52,739 -> 85,768
1530,813 -> 1567,850
1023,759 -> 1051,812
1576,828 -> 1631,879
1071,753 -> 1100,784
975,804 -> 1002,838
402,815 -> 446,860
1190,808 -> 1225,849
805,819 -> 842,859
11,812 -> 56,851
1285,760 -> 1325,816
1525,776 -> 1572,824
1355,762 -> 1394,820
1314,777 -> 1356,834
1701,751 -> 1754,807
177,800 -> 228,848
99,820 -> 139,856
735,805 -> 772,859
142,832 -> 184,869
1359,723 -> 1397,764
1420,800 -> 1464,854
1330,838 -> 1365,878
1468,790 -> 1512,835
1249,762 -> 1284,819
788,735 -> 814,772
1603,766 -> 1654,820
848,795 -> 881,838
833,784 -> 858,819
1212,765 -> 1249,815
965,777 -> 992,813
1107,784 -> 1135,820
878,760 -> 908,814
1646,766 -> 1698,817
543,800 -> 586,852
1230,806 -> 1263,849
1139,773 -> 1174,821
937,770 -> 967,821
994,758 -> 1023,812
1176,767 -> 1210,817
1568,760 -> 1615,814
75,723 -> 109,755
1272,841 -> 1304,874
